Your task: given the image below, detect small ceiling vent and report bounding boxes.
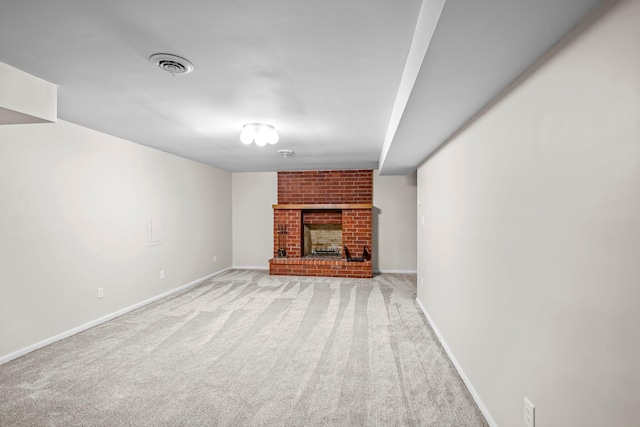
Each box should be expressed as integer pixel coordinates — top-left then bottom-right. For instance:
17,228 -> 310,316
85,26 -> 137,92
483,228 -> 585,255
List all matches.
149,53 -> 194,75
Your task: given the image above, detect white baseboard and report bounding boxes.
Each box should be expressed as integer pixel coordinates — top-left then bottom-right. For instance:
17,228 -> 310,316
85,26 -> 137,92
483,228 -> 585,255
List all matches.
232,265 -> 269,270
374,269 -> 417,274
415,297 -> 498,427
0,267 -> 232,365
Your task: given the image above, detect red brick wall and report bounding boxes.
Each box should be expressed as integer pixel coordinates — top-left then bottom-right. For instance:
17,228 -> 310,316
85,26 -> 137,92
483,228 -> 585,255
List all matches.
341,209 -> 372,258
302,210 -> 342,225
278,170 -> 373,204
273,209 -> 301,258
272,169 -> 373,278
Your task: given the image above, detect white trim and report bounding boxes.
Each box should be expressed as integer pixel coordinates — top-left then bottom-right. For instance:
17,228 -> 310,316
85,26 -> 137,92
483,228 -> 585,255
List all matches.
374,269 -> 417,274
415,297 -> 498,427
231,265 -> 269,270
0,267 -> 232,365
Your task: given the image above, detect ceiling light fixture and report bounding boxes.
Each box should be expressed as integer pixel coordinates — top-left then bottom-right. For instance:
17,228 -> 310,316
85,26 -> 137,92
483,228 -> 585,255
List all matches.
240,123 -> 279,147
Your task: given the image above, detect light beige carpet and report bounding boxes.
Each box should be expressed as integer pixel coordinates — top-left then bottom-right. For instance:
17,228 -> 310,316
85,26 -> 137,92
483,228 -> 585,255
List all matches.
0,270 -> 488,426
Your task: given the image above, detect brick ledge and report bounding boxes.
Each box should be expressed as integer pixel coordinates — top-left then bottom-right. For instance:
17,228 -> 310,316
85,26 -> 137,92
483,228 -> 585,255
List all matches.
269,258 -> 371,266
269,257 -> 372,278
273,203 -> 372,210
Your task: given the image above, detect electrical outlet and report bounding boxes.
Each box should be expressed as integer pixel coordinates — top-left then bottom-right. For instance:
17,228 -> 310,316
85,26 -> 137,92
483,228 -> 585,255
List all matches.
97,288 -> 104,299
214,255 -> 217,262
160,270 -> 165,280
524,397 -> 535,427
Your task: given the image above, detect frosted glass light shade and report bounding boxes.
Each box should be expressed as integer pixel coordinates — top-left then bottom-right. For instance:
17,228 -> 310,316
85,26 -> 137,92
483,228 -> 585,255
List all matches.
265,126 -> 279,144
240,124 -> 256,145
254,129 -> 268,146
240,123 -> 278,147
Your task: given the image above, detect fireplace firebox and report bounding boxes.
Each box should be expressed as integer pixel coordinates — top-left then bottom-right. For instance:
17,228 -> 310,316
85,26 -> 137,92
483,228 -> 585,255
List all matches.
302,209 -> 342,258
304,224 -> 342,257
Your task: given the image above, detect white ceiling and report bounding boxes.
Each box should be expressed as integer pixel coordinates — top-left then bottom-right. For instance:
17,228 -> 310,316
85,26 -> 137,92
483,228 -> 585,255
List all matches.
0,0 -> 601,174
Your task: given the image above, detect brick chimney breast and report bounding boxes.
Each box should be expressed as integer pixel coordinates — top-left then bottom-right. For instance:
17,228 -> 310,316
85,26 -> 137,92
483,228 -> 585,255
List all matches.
270,170 -> 373,278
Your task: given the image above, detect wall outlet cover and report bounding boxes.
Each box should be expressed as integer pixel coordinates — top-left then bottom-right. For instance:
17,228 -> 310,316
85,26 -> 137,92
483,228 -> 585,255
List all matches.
524,396 -> 535,427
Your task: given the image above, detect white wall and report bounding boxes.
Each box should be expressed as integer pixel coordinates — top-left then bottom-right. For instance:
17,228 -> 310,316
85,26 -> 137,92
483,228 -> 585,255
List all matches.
0,120 -> 232,360
416,1 -> 640,426
0,61 -> 56,124
373,172 -> 417,272
232,172 -> 277,268
231,171 -> 417,272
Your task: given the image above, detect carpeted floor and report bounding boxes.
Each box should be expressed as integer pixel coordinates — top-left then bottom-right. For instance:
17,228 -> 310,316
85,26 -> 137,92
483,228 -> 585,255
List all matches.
0,270 -> 488,426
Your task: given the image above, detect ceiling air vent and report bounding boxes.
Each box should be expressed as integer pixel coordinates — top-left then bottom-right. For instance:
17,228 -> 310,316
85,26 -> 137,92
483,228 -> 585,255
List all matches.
149,53 -> 194,76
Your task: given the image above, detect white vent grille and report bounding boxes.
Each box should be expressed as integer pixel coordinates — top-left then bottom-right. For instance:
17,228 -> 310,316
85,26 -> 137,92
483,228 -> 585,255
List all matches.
149,53 -> 194,75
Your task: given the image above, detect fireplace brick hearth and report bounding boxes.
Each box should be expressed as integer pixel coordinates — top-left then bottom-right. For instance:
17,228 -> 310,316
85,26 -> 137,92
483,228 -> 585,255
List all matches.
269,170 -> 372,278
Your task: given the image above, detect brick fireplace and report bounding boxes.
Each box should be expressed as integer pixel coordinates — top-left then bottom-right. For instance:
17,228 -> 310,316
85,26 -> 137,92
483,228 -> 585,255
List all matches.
269,170 -> 373,278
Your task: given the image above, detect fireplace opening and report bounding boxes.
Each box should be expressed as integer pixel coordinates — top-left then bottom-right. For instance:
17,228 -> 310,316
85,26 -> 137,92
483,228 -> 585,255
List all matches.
301,209 -> 342,258
303,224 -> 342,258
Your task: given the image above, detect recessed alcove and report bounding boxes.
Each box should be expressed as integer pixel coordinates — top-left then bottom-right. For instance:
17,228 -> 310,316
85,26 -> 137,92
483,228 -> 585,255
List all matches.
302,209 -> 342,258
